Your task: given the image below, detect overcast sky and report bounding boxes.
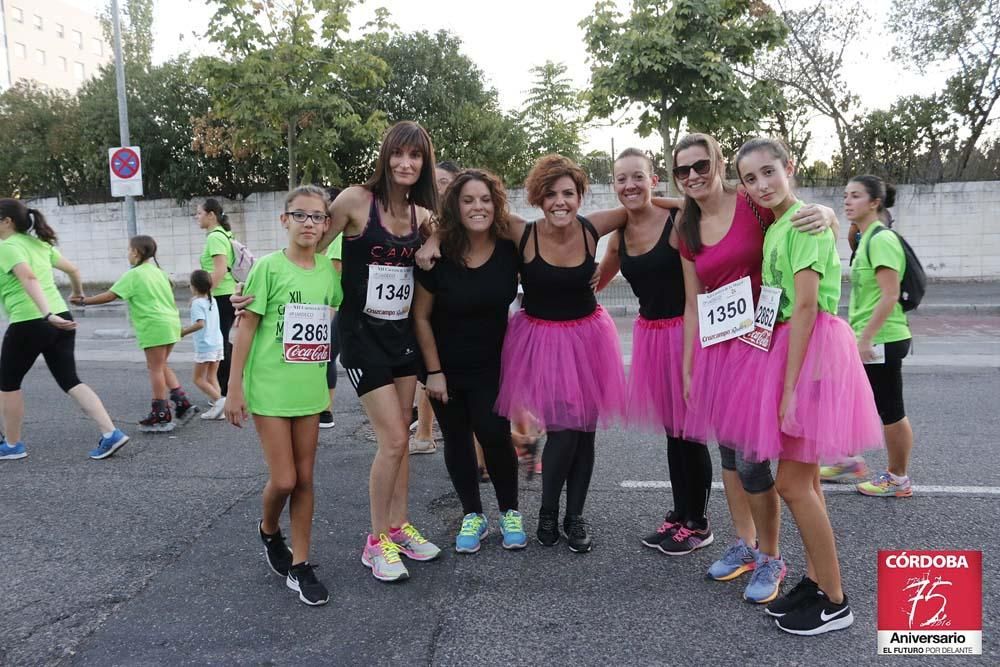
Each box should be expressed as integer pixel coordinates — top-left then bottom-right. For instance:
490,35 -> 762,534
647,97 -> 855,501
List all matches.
72,0 -> 942,163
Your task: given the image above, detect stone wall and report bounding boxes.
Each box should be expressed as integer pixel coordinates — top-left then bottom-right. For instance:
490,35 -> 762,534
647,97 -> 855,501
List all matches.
31,180 -> 1000,284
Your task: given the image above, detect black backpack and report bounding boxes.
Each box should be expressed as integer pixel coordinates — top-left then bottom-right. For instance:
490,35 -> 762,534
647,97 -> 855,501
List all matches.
865,225 -> 926,312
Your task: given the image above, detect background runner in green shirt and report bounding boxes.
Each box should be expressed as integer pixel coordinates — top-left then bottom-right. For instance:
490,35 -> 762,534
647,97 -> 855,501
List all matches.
834,176 -> 916,499
0,198 -> 128,461
196,199 -> 238,400
78,236 -> 193,432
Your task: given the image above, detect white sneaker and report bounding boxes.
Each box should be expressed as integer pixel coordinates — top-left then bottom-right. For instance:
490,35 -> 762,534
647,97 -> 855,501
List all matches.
408,436 -> 436,455
200,398 -> 226,420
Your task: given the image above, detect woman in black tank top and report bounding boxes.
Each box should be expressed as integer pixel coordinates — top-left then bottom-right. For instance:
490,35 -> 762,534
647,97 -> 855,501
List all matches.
494,155 -> 629,554
596,149 -> 714,557
318,121 -> 443,582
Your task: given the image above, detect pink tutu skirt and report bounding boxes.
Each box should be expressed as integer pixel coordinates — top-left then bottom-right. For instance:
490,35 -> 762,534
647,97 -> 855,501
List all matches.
627,315 -> 686,435
683,335 -> 769,447
729,312 -> 884,463
496,306 -> 626,432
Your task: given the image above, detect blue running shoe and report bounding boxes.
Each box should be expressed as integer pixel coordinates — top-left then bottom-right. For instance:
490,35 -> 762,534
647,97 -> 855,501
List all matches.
89,429 -> 130,460
455,513 -> 488,553
0,441 -> 27,460
499,510 -> 528,550
744,553 -> 787,604
707,538 -> 758,581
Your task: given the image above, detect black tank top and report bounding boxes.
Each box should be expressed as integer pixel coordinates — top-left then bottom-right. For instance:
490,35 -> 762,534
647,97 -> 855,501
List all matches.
619,213 -> 685,319
338,195 -> 420,367
518,216 -> 599,321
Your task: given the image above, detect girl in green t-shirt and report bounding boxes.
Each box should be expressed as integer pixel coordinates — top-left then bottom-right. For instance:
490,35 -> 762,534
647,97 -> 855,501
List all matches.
224,185 -> 334,607
0,199 -> 130,461
75,236 -> 190,433
732,138 -> 884,636
827,176 -> 915,498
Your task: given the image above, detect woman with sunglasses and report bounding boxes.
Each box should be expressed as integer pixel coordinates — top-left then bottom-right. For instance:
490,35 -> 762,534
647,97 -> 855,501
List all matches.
675,133 -> 837,606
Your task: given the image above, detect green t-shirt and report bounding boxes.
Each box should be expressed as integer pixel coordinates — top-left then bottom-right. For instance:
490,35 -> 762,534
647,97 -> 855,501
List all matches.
762,201 -> 841,322
325,234 -> 344,308
0,233 -> 68,323
200,226 -> 237,297
110,262 -> 182,349
243,251 -> 336,417
848,222 -> 911,343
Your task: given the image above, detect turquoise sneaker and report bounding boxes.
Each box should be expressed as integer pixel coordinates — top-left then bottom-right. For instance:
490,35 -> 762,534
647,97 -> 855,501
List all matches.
743,553 -> 787,604
455,513 -> 488,553
89,429 -> 130,460
499,509 -> 528,550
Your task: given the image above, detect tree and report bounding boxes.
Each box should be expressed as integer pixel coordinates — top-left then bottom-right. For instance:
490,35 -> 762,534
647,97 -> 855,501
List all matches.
759,1 -> 869,179
890,0 -> 1000,177
581,0 -> 787,182
0,82 -> 79,199
580,150 -> 612,184
341,27 -> 532,186
838,95 -> 956,184
100,0 -> 155,70
521,61 -> 585,160
200,0 -> 387,188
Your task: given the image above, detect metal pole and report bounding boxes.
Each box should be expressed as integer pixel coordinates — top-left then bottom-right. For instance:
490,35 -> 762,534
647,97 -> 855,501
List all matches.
111,0 -> 136,237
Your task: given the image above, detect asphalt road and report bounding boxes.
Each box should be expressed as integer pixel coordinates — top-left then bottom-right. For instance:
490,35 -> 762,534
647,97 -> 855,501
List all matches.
1,310 -> 997,666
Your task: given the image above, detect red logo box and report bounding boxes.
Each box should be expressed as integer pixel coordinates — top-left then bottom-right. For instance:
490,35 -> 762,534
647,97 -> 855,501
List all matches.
877,550 -> 982,655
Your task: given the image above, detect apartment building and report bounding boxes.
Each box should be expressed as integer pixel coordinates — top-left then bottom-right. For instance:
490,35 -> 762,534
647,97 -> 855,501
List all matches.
1,0 -> 112,92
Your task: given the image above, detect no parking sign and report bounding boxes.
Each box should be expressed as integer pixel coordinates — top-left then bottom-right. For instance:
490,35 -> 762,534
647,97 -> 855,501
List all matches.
109,146 -> 143,197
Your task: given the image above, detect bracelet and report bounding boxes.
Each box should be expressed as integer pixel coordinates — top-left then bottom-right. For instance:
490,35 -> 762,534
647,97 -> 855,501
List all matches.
426,370 -> 442,376
43,312 -> 53,321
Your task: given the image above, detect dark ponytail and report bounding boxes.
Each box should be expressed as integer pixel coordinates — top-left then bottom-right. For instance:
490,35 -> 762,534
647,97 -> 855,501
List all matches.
130,235 -> 160,268
0,198 -> 58,245
849,175 -> 895,213
203,198 -> 230,232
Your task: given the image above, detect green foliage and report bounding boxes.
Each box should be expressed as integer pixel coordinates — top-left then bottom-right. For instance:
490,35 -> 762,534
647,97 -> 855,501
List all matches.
580,150 -> 613,184
100,0 -> 156,69
341,28 -> 533,186
890,0 -> 1000,177
582,0 -> 787,180
199,0 -> 388,188
521,61 -> 585,160
0,82 -> 80,198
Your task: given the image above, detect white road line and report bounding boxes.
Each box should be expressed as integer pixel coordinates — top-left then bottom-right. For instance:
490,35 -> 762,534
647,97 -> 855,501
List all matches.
620,481 -> 1000,496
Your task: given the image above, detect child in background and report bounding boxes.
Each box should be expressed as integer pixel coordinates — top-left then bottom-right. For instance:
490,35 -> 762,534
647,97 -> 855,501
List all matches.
76,235 -> 191,432
182,269 -> 226,420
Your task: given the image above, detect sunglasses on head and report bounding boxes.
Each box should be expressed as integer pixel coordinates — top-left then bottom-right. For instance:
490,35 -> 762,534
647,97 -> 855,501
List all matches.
672,159 -> 712,180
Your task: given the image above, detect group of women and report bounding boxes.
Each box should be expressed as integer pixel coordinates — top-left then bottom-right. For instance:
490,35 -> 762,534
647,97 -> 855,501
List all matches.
0,120 -> 916,634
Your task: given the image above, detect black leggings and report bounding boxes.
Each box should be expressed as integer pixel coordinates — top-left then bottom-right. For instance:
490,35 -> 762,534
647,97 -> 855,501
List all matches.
429,381 -> 518,516
214,295 -> 235,396
541,429 -> 596,516
1,313 -> 82,392
667,435 -> 712,522
326,312 -> 340,390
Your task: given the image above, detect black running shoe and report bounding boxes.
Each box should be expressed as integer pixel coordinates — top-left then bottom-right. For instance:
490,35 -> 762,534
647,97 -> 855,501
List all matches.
258,520 -> 293,577
658,519 -> 714,556
641,510 -> 682,549
564,515 -> 593,553
775,590 -> 854,636
766,575 -> 820,617
537,508 -> 560,546
319,411 -> 335,429
286,562 -> 329,606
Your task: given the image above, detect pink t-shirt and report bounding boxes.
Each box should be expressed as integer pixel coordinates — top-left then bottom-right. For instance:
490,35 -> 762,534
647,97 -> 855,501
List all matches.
678,192 -> 773,302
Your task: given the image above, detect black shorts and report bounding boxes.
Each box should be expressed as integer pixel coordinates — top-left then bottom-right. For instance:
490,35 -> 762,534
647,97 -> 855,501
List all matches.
1,312 -> 82,392
864,338 -> 910,425
344,359 -> 420,397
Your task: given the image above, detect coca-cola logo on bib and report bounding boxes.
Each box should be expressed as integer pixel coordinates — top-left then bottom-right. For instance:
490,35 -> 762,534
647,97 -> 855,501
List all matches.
284,343 -> 330,363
